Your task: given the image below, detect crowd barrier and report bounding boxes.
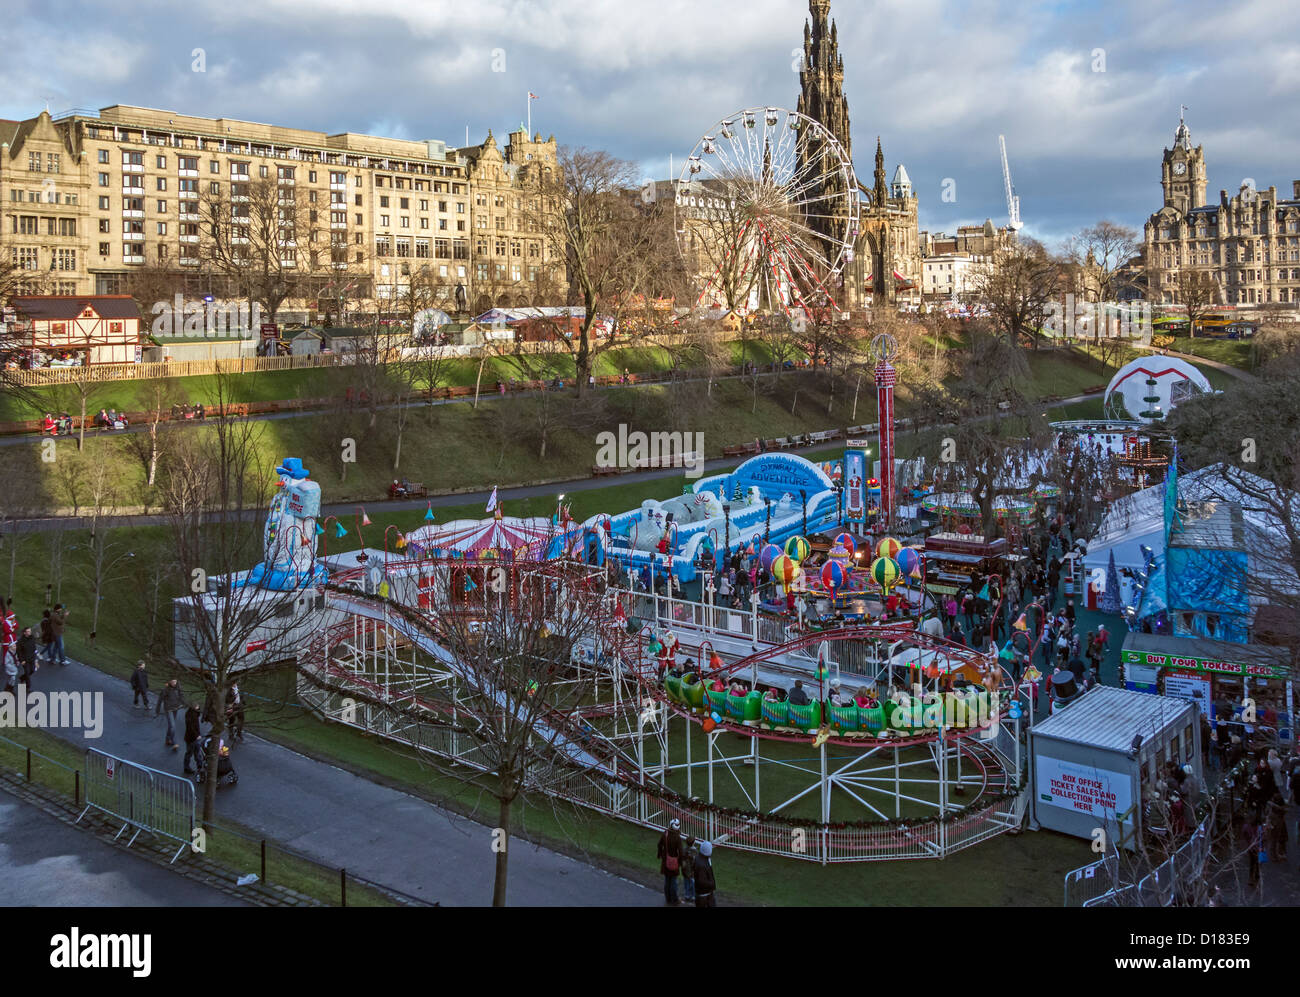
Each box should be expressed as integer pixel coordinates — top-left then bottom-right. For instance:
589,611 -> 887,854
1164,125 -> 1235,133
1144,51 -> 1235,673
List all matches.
77,747 -> 195,862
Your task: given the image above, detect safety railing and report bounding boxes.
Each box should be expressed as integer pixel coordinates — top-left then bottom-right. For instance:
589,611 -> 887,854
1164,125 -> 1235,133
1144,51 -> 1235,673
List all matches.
79,747 -> 196,862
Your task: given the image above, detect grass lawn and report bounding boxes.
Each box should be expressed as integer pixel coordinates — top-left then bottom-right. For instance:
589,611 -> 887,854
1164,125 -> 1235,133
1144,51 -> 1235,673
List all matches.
0,340 -> 802,422
1163,336 -> 1255,371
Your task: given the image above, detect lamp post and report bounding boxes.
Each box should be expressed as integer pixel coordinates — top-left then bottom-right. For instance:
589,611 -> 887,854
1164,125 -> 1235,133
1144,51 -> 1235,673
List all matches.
722,502 -> 731,560
383,525 -> 406,569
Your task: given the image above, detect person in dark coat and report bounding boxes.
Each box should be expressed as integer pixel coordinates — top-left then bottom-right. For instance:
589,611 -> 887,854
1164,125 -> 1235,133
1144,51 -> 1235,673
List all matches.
656,819 -> 684,905
15,627 -> 37,685
183,704 -> 203,775
38,611 -> 54,663
694,840 -> 717,907
155,678 -> 185,750
130,661 -> 150,708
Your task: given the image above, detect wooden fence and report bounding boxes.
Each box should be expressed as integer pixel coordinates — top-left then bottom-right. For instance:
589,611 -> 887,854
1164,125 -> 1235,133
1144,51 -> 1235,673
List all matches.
5,330 -> 739,387
6,351 -> 353,386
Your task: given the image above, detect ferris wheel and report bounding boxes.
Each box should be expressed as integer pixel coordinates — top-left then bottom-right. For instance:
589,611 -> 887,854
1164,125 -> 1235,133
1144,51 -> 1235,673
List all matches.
675,106 -> 859,320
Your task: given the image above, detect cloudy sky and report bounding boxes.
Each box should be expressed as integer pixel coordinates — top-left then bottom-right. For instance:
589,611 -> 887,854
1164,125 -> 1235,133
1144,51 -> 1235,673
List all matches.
5,0 -> 1298,247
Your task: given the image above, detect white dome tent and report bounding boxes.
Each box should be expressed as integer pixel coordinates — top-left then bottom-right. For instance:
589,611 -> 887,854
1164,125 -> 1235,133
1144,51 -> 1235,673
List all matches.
1102,356 -> 1212,423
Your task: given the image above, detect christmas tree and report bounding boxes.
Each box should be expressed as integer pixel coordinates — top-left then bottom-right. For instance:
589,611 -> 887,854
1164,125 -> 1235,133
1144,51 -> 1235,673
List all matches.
1099,549 -> 1122,614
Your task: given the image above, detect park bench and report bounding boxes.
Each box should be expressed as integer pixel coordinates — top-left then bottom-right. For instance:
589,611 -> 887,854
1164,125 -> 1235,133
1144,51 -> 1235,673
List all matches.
591,465 -> 621,478
1082,384 -> 1107,395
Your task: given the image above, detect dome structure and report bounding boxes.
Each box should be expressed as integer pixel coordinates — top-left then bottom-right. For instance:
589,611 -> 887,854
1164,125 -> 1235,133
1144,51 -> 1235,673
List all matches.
1103,356 -> 1212,423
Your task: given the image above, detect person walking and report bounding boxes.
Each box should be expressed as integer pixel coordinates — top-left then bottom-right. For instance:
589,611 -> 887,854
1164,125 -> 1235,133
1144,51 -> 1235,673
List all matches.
693,840 -> 717,907
50,604 -> 70,665
182,703 -> 204,775
16,626 -> 37,687
155,678 -> 185,750
656,818 -> 684,905
1240,815 -> 1262,888
130,660 -> 150,709
226,682 -> 246,741
39,610 -> 54,664
1,640 -> 17,694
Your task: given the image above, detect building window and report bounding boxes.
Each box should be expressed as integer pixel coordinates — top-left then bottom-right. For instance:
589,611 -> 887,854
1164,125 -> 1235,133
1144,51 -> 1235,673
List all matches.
28,152 -> 42,171
375,236 -> 391,257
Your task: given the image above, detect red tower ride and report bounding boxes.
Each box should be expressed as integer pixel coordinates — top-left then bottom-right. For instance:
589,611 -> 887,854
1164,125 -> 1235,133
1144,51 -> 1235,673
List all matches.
874,357 -> 896,531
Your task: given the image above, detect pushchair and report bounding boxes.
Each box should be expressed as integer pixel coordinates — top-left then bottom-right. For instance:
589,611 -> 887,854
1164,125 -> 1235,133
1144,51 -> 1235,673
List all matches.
194,735 -> 238,787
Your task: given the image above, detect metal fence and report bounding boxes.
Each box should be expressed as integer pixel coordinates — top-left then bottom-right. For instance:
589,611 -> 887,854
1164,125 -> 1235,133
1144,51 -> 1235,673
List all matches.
78,747 -> 196,862
1065,814 -> 1213,907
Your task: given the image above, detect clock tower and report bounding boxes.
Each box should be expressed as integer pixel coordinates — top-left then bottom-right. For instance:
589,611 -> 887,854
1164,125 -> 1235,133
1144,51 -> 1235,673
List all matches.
1161,109 -> 1207,214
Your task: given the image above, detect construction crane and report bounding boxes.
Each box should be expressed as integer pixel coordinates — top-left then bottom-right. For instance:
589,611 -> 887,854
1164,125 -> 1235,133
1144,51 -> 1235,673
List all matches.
998,135 -> 1023,231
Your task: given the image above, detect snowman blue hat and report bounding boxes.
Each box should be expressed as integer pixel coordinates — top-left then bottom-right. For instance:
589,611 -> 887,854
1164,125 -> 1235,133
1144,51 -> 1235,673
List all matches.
275,457 -> 310,479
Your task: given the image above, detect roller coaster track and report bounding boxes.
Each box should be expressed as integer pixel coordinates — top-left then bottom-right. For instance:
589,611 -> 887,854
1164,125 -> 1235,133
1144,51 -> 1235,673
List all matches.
300,586 -> 651,782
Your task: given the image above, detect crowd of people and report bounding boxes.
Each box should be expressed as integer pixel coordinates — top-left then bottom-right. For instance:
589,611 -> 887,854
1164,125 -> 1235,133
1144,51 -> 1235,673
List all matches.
0,597 -> 71,692
656,818 -> 717,907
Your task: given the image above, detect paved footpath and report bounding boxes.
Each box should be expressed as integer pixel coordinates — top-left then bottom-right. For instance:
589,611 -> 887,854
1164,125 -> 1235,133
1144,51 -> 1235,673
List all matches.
31,659 -> 651,907
0,787 -> 247,907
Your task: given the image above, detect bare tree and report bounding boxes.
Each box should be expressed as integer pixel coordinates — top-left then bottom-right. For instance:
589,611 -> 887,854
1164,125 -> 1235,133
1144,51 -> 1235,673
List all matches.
161,379 -> 304,824
533,147 -> 670,395
200,175 -> 313,325
931,326 -> 1049,536
972,238 -> 1059,350
1064,220 -> 1139,301
1168,352 -> 1300,658
120,377 -> 182,491
0,462 -> 42,596
376,559 -> 613,906
73,449 -> 132,645
678,177 -> 764,314
1175,269 -> 1221,338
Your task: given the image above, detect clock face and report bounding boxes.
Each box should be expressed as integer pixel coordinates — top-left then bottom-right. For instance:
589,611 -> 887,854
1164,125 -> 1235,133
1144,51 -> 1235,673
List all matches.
1173,161 -> 1187,176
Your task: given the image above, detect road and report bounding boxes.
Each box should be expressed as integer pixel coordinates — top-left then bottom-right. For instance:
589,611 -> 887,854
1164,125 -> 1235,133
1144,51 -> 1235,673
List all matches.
0,788 -> 247,907
32,658 -> 652,907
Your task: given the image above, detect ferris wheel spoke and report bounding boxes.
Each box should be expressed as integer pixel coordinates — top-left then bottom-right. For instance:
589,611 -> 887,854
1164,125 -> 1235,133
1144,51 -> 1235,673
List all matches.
677,107 -> 856,307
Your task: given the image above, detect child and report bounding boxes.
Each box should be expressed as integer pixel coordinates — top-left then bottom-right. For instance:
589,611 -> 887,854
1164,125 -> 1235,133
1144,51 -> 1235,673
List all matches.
681,836 -> 698,903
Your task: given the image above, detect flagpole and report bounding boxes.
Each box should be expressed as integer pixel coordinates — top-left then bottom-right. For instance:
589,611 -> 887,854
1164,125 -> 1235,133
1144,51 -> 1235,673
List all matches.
527,93 -> 531,138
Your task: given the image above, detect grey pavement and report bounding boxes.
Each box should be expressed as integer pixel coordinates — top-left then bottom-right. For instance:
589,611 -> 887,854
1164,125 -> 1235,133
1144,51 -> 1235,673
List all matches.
0,787 -> 246,906
31,658 -> 652,907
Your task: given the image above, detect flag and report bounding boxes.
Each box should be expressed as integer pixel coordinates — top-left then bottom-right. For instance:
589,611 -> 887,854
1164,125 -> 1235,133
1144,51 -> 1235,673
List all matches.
528,92 -> 539,100
485,486 -> 498,513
